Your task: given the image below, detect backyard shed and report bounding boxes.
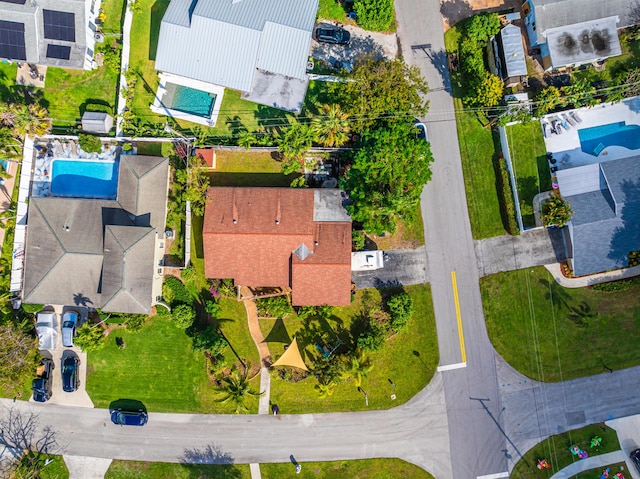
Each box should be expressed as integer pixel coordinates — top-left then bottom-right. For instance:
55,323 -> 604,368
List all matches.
81,112 -> 114,134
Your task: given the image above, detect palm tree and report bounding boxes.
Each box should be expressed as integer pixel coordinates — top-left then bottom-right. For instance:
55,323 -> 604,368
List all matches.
340,349 -> 373,387
13,104 -> 51,138
0,103 -> 16,128
311,104 -> 351,148
277,121 -> 314,163
314,381 -> 336,398
215,371 -> 262,414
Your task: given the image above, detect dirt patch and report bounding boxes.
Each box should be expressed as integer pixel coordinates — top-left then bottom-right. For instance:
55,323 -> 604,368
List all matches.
310,24 -> 398,68
440,0 -> 521,31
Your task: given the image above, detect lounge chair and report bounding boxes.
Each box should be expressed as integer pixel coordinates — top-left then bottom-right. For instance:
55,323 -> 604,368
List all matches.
563,113 -> 576,127
570,111 -> 582,123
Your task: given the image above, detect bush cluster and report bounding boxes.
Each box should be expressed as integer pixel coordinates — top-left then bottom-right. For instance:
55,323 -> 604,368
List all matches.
495,156 -> 520,235
356,292 -> 415,351
591,277 -> 640,293
78,134 -> 102,154
353,0 -> 394,31
162,276 -> 192,306
256,296 -> 292,318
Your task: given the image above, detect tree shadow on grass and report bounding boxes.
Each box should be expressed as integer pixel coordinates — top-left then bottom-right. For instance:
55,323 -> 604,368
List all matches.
180,444 -> 242,478
79,98 -> 114,116
254,104 -> 290,136
263,317 -> 292,344
206,172 -> 297,188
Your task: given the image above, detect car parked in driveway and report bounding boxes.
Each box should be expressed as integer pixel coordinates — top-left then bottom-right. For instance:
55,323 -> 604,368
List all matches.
36,311 -> 57,350
313,24 -> 350,45
111,408 -> 148,426
631,449 -> 640,474
61,355 -> 79,392
32,358 -> 53,402
62,311 -> 78,347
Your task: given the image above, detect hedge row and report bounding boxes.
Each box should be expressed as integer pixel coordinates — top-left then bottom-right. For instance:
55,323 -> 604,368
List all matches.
495,156 -> 520,236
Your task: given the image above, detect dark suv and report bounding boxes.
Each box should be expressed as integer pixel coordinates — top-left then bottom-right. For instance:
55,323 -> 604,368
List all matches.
111,408 -> 148,426
631,449 -> 640,474
313,24 -> 351,45
62,355 -> 80,392
32,358 -> 53,402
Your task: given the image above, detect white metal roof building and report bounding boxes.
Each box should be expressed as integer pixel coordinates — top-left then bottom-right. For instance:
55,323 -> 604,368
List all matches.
154,0 -> 318,112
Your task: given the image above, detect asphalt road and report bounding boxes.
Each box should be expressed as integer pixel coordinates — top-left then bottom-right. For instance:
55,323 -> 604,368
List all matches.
394,0 -> 509,477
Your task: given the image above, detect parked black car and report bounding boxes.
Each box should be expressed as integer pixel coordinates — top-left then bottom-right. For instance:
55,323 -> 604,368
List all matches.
32,358 -> 53,402
62,355 -> 80,392
631,449 -> 640,474
313,24 -> 351,45
111,408 -> 148,426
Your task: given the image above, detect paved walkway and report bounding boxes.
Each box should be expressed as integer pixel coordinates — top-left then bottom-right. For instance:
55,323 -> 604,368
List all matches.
63,456 -> 112,479
474,228 -> 567,277
549,451 -> 626,479
115,2 -> 133,136
545,263 -> 640,288
243,299 -> 274,479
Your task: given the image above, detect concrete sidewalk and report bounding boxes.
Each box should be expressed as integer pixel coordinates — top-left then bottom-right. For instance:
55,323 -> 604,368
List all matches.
545,263 -> 640,288
549,451 -> 626,479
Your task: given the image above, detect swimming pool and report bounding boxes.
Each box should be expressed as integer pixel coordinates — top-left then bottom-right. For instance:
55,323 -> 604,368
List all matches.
170,85 -> 215,118
50,159 -> 118,198
579,121 -> 640,156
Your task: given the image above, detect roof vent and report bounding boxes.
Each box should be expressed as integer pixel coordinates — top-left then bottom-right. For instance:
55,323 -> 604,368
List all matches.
233,219 -> 237,224
293,243 -> 312,261
275,220 -> 280,225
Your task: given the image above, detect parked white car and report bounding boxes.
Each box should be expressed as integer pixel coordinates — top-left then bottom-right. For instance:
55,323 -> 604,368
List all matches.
36,311 -> 58,351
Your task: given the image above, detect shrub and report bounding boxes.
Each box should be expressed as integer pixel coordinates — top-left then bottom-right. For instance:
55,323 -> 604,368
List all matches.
465,12 -> 500,45
74,323 -> 105,351
495,156 -> 520,235
297,305 -> 333,320
628,250 -> 640,267
209,279 -> 235,299
122,313 -> 146,332
354,0 -> 394,31
357,325 -> 385,351
256,296 -> 292,318
172,304 -> 196,329
591,277 -> 640,293
78,134 -> 102,154
22,304 -> 43,314
352,230 -> 366,251
192,325 -> 227,353
181,264 -> 198,284
387,292 -> 414,330
155,304 -> 171,317
162,276 -> 192,306
542,194 -> 573,228
205,300 -> 221,319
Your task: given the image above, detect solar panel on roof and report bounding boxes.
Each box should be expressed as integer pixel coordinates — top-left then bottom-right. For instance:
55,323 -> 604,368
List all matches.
43,10 -> 76,42
46,44 -> 71,60
0,20 -> 27,61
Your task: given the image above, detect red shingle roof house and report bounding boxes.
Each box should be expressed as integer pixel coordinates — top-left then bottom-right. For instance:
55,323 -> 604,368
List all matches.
203,187 -> 352,306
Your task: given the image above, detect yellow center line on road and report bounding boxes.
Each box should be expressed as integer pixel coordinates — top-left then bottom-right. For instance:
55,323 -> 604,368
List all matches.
451,271 -> 467,364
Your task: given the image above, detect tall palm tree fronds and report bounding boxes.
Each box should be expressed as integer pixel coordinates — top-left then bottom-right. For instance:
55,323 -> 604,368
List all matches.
311,104 -> 351,148
340,348 -> 373,388
214,371 -> 262,414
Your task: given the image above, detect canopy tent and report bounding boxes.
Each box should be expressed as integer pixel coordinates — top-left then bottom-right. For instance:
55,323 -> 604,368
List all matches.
271,337 -> 308,371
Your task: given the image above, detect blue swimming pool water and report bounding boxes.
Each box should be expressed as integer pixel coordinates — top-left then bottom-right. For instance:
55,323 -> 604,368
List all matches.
579,121 -> 640,156
171,85 -> 215,118
51,159 -> 118,198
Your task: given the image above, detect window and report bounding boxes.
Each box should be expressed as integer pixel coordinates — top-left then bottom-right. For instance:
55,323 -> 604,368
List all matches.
43,10 -> 75,42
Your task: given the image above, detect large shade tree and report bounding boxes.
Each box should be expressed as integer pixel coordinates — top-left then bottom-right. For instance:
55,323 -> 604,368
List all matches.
329,56 -> 429,133
344,120 -> 434,234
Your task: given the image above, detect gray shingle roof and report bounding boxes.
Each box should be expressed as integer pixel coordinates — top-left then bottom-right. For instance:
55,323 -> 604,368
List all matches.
565,155 -> 640,276
23,155 -> 169,313
530,0 -> 636,45
155,0 -> 318,93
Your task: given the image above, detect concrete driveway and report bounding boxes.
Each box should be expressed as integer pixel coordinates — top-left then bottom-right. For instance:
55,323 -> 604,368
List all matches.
30,305 -> 93,408
352,247 -> 428,289
607,416 -> 640,479
310,24 -> 398,70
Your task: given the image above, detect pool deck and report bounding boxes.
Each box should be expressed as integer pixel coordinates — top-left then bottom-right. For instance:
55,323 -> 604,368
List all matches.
541,97 -> 640,170
31,139 -> 120,198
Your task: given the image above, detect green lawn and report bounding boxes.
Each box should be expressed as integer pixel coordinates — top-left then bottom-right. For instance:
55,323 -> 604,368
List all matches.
511,423 -> 620,479
444,25 -> 506,240
106,461 -> 250,479
86,314 -> 260,414
483,267 -> 640,381
105,458 -> 432,478
506,122 -> 551,227
205,150 -> 300,187
317,0 -> 347,23
262,284 -> 439,413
